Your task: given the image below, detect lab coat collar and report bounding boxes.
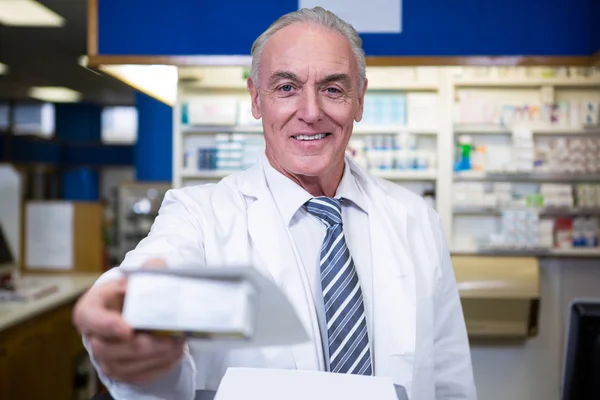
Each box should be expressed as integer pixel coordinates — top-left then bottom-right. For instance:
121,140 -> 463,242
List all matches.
257,153 -> 368,226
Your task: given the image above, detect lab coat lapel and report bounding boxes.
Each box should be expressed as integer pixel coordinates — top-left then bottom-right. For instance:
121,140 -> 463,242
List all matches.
349,159 -> 417,393
240,160 -> 322,372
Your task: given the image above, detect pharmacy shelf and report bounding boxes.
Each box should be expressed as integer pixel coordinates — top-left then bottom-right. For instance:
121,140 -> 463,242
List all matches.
453,207 -> 502,216
454,125 -> 510,135
182,125 -> 263,134
370,169 -> 437,181
453,77 -> 600,88
353,125 -> 437,135
454,171 -> 600,183
181,170 -> 235,179
451,247 -> 600,258
453,124 -> 600,136
540,207 -> 600,216
367,82 -> 439,91
453,206 -> 600,217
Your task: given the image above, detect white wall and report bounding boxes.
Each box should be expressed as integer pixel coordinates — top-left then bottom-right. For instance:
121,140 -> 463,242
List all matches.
471,259 -> 600,400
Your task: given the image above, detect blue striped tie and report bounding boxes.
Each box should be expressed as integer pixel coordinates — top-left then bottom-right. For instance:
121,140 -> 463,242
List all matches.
306,197 -> 373,375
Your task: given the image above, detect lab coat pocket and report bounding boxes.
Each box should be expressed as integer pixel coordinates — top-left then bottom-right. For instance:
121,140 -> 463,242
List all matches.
389,352 -> 415,398
390,346 -> 435,400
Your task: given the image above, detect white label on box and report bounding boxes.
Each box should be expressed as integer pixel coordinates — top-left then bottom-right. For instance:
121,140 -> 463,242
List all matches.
123,273 -> 255,336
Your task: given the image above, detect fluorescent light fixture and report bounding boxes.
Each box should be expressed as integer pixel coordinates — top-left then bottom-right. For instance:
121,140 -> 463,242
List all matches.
0,62 -> 8,75
99,64 -> 178,106
28,87 -> 82,103
0,0 -> 65,27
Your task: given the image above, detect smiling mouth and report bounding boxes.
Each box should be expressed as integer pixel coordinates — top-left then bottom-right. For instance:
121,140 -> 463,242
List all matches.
292,133 -> 331,141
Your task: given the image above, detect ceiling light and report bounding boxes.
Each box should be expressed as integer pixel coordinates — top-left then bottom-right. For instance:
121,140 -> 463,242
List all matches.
0,62 -> 8,75
0,0 -> 65,27
28,87 -> 82,103
99,64 -> 178,106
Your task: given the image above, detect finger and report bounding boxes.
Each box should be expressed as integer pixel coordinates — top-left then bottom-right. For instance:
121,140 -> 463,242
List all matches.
90,334 -> 184,363
73,278 -> 132,340
142,258 -> 168,269
104,343 -> 185,384
100,351 -> 183,384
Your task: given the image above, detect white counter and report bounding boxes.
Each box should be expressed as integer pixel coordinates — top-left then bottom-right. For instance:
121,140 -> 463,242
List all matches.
0,273 -> 100,332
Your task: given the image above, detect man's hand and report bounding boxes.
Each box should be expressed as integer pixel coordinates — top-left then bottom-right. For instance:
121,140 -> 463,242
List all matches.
72,259 -> 185,384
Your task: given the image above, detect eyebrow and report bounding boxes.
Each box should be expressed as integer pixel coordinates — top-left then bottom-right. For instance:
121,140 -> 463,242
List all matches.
317,73 -> 352,88
268,71 -> 301,86
268,71 -> 353,88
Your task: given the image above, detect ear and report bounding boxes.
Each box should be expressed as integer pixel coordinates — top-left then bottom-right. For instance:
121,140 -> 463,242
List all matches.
354,77 -> 368,123
247,77 -> 262,119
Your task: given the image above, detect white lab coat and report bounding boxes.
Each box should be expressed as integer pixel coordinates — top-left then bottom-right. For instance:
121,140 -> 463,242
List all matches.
92,155 -> 477,400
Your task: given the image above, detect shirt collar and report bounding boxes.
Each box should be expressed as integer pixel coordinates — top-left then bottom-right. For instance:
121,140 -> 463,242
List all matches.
262,154 -> 368,226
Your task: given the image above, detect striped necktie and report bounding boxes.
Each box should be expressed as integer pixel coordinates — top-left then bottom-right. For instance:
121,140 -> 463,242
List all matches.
305,196 -> 373,375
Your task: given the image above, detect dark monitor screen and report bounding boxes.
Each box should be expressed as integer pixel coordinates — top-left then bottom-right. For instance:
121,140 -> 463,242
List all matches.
562,301 -> 600,400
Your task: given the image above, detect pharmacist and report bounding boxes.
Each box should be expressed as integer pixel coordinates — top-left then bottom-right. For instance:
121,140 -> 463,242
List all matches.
73,6 -> 476,400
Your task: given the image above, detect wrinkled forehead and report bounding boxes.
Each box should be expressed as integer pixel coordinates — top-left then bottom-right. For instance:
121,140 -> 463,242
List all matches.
259,22 -> 359,86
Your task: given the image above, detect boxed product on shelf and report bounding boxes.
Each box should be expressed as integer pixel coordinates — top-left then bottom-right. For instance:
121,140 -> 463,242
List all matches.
534,138 -> 600,175
361,93 -> 406,125
571,217 -> 599,248
500,209 -> 541,249
541,184 -> 574,208
361,133 -> 435,171
454,94 -> 598,128
183,96 -> 238,126
453,182 -> 497,208
215,133 -> 244,170
539,219 -> 555,248
184,136 -> 216,171
183,133 -> 264,172
511,127 -> 535,172
575,184 -> 600,208
406,93 -> 438,128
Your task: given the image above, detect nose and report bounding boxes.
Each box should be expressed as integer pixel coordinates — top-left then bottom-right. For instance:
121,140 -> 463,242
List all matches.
296,89 -> 323,124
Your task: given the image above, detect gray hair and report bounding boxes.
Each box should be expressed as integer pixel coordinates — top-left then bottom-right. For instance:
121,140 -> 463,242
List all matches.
250,6 -> 366,92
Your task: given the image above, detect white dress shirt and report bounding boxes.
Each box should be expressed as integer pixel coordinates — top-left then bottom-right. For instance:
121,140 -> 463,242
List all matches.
262,158 -> 374,370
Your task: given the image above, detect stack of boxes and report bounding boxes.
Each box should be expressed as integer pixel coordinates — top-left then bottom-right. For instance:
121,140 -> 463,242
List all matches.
535,138 -> 600,175
496,209 -> 541,249
347,133 -> 436,172
540,184 -> 574,209
511,127 -> 535,172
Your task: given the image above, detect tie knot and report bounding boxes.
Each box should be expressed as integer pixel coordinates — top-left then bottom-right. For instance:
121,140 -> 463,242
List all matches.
306,197 -> 343,227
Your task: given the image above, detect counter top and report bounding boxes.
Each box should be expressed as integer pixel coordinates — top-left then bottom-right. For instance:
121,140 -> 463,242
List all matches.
0,273 -> 100,332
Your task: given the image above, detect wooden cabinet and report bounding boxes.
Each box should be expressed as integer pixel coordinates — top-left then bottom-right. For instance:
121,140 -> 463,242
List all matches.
0,301 -> 85,400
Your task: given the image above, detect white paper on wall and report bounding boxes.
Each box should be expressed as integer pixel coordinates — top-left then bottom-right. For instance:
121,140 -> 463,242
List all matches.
299,0 -> 402,33
25,203 -> 74,270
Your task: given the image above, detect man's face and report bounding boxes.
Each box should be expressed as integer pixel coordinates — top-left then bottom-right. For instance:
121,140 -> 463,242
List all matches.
248,22 -> 367,178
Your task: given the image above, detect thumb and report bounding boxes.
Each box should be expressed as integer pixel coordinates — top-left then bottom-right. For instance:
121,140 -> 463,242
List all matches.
73,277 -> 132,340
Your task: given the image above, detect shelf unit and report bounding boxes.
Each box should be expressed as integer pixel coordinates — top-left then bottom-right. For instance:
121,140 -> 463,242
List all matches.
454,124 -> 600,136
451,68 -> 600,257
173,65 -> 600,258
453,77 -> 600,88
451,247 -> 600,258
454,171 -> 600,183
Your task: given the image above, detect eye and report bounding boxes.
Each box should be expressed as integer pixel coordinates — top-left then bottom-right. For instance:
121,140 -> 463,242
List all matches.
280,84 -> 293,92
326,87 -> 341,94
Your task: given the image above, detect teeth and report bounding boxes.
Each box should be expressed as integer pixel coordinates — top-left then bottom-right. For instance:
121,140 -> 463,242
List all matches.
295,133 -> 327,141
